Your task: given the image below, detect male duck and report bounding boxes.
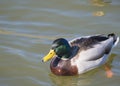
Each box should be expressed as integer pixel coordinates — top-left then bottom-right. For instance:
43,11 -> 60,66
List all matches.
42,33 -> 119,76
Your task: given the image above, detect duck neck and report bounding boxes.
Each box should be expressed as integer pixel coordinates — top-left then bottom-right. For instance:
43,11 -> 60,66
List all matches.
61,50 -> 72,60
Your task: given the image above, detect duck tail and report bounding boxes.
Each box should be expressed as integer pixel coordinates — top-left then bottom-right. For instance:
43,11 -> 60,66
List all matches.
108,33 -> 119,47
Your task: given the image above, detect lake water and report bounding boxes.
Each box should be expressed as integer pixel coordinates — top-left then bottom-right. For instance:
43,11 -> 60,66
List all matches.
0,0 -> 120,86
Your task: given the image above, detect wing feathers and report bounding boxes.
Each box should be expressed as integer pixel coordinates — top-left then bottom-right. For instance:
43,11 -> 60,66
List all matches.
70,34 -> 119,61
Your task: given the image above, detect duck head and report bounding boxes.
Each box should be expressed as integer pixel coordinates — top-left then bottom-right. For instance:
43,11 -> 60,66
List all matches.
42,38 -> 71,62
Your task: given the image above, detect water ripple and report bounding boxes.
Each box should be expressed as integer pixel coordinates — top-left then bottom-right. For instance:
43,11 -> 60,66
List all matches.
0,21 -> 54,26
0,76 -> 51,86
0,46 -> 41,62
40,8 -> 90,17
28,76 -> 51,86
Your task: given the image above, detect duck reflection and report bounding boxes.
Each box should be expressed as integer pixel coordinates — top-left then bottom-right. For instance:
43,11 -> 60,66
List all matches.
49,73 -> 92,86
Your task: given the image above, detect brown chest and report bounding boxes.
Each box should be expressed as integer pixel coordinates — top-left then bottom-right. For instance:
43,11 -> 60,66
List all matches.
50,59 -> 78,76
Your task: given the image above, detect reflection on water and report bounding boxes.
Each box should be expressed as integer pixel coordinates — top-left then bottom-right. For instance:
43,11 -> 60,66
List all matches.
91,0 -> 110,17
49,73 -> 94,86
93,11 -> 104,16
0,0 -> 120,86
91,0 -> 112,7
0,29 -> 55,40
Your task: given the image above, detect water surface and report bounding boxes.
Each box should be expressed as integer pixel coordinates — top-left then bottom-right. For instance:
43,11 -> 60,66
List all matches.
0,0 -> 120,86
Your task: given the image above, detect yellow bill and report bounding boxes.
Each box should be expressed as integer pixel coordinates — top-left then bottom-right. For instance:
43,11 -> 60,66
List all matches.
42,49 -> 56,62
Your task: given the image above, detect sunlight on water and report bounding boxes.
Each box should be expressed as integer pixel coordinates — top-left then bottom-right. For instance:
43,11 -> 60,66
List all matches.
0,0 -> 120,86
0,29 -> 55,39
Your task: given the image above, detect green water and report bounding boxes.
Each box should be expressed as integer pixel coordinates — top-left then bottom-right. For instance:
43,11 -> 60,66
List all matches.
0,0 -> 120,86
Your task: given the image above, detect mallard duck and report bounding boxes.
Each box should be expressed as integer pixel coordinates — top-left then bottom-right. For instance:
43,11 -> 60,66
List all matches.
42,33 -> 119,76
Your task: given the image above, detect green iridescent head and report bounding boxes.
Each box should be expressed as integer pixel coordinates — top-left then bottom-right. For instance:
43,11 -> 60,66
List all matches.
42,38 -> 71,62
